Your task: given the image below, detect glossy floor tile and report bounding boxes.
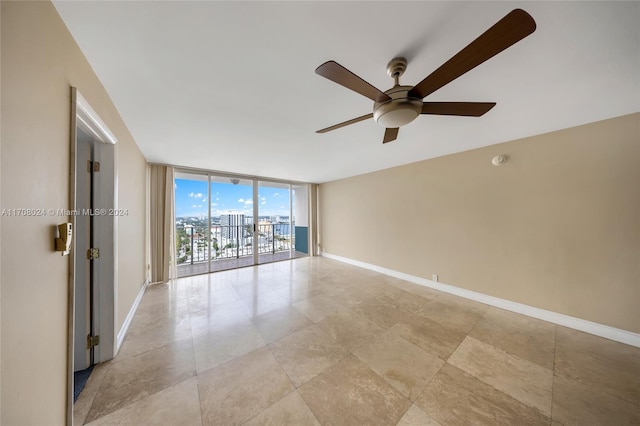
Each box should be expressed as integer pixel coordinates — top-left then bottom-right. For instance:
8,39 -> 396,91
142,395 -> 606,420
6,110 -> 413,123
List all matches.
552,372 -> 640,425
269,324 -> 348,387
315,310 -> 385,352
352,329 -> 443,400
554,326 -> 640,406
396,404 -> 441,426
390,310 -> 468,360
292,294 -> 346,322
242,391 -> 320,426
198,347 -> 295,425
86,377 -> 202,426
469,307 -> 556,369
416,294 -> 489,334
415,363 -> 550,426
251,305 -> 312,343
298,355 -> 412,425
74,362 -> 108,425
192,321 -> 266,373
117,306 -> 192,360
79,257 -> 640,425
84,339 -> 196,423
448,336 -> 553,416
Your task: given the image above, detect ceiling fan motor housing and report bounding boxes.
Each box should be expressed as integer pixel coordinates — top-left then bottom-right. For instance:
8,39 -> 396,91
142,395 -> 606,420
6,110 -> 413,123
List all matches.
373,85 -> 423,128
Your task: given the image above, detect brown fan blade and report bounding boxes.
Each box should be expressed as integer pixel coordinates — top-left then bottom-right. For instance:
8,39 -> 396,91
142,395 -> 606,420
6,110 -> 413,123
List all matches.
383,127 -> 399,144
408,9 -> 536,99
316,61 -> 391,103
422,102 -> 496,116
316,113 -> 373,134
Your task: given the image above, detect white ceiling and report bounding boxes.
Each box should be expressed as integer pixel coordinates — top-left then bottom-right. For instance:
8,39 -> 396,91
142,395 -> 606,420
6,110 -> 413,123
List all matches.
52,1 -> 639,183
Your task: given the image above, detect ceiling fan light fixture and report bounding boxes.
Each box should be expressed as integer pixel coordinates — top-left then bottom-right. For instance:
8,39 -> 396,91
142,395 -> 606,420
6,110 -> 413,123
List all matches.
374,103 -> 421,128
373,94 -> 423,128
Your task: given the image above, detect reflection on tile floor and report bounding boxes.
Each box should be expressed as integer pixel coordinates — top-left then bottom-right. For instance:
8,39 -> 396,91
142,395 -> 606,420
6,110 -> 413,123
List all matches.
76,257 -> 640,425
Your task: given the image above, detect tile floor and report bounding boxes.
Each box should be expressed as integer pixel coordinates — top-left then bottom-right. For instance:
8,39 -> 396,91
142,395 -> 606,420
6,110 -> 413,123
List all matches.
75,257 -> 640,425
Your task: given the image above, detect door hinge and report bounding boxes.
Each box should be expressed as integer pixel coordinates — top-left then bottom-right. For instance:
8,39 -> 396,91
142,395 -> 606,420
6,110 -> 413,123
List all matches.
87,334 -> 100,349
87,161 -> 100,172
87,248 -> 100,260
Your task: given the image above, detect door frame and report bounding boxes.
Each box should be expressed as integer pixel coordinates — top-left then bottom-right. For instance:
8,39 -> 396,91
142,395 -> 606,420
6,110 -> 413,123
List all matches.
67,88 -> 118,425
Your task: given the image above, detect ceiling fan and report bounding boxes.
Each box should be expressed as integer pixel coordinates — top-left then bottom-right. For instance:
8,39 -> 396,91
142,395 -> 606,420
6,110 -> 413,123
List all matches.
315,9 -> 536,144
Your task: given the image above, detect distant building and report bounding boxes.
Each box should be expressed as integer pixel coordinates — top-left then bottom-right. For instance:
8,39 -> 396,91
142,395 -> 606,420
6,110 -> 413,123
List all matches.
220,214 -> 245,240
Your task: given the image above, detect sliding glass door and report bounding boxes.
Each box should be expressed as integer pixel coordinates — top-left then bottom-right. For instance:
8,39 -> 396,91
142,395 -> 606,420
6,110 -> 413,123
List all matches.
175,172 -> 210,277
175,170 -> 309,277
257,181 -> 291,264
209,176 -> 254,271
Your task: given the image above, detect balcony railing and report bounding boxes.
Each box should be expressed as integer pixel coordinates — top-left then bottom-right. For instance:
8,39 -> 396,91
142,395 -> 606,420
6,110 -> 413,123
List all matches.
176,223 -> 293,265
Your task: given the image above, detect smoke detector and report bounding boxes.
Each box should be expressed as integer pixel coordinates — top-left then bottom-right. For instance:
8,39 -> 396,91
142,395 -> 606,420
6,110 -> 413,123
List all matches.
492,155 -> 507,166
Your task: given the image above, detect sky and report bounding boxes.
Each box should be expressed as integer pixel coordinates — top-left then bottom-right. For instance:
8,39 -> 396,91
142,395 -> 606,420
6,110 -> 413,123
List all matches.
175,178 -> 291,218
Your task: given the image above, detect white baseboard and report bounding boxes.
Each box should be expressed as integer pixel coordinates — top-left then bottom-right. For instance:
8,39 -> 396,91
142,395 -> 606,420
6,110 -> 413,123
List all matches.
116,278 -> 149,352
321,252 -> 640,348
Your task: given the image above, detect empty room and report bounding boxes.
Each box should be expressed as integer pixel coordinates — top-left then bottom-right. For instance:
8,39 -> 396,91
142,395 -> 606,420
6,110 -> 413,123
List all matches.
1,1 -> 639,425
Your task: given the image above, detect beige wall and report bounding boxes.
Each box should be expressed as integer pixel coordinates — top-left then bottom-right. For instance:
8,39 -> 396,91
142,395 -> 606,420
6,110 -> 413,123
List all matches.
0,1 -> 3,417
110,124 -> 148,332
1,1 -> 147,424
320,113 -> 640,334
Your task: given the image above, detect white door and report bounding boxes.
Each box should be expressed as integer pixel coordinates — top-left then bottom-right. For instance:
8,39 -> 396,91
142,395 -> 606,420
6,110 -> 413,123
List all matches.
74,129 -> 94,371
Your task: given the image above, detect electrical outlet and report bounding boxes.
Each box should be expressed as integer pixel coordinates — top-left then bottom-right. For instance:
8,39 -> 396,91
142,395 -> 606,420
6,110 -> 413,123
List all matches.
432,274 -> 439,282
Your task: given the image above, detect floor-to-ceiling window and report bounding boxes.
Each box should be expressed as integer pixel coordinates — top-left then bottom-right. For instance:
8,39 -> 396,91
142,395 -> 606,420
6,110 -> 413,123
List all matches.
175,170 -> 309,277
175,171 -> 210,276
209,175 -> 254,272
257,181 -> 292,265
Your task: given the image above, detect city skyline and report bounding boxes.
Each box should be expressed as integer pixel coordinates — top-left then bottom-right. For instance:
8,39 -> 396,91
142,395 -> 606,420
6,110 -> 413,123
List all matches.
175,178 -> 291,218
